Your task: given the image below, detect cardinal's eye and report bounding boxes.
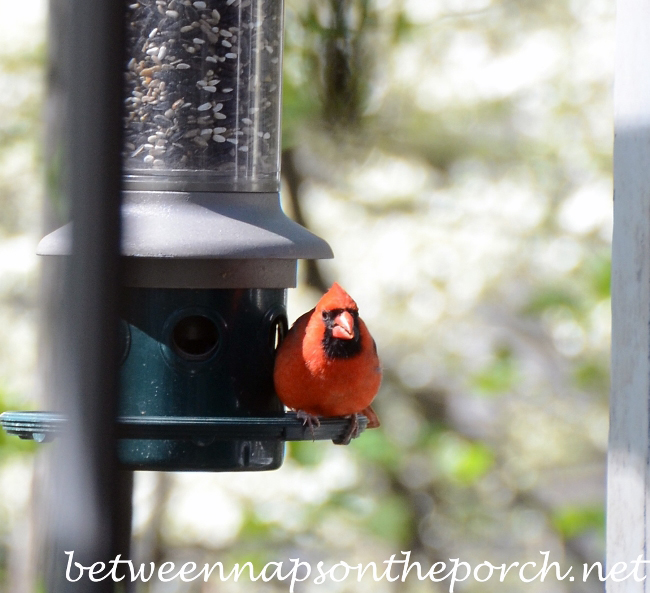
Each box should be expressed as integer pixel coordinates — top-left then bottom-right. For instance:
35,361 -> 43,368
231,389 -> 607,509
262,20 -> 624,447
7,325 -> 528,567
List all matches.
322,311 -> 328,320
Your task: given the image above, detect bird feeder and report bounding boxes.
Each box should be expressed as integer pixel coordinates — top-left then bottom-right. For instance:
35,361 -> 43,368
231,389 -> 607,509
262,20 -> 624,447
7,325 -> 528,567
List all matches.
1,0 -> 369,471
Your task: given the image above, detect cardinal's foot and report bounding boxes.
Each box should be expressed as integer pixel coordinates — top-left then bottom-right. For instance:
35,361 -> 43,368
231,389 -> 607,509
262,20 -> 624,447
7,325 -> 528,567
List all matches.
296,410 -> 321,440
333,414 -> 360,446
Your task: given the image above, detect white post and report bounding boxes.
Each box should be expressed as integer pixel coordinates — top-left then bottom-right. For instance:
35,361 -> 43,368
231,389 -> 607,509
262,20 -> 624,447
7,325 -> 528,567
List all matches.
608,1 -> 650,590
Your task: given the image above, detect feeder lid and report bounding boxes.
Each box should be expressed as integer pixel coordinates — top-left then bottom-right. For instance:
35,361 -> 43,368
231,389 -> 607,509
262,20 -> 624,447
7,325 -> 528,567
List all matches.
37,191 -> 333,260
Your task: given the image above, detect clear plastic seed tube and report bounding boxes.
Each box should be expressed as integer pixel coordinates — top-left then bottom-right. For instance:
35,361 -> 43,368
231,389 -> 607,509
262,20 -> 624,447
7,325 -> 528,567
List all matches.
123,0 -> 283,191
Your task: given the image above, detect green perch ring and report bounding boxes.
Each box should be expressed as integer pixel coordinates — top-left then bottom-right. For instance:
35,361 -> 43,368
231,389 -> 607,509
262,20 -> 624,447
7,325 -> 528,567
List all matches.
0,410 -> 367,443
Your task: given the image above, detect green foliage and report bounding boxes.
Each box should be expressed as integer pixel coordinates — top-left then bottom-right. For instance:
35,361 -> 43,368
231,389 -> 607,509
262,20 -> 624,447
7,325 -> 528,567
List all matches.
239,508 -> 275,540
470,346 -> 519,395
524,287 -> 581,317
584,254 -> 611,300
0,43 -> 47,234
391,10 -> 415,43
0,45 -> 46,155
365,495 -> 412,544
573,360 -> 609,393
0,388 -> 36,458
552,505 -> 605,539
433,434 -> 495,485
349,428 -> 401,471
288,439 -> 328,467
282,75 -> 320,150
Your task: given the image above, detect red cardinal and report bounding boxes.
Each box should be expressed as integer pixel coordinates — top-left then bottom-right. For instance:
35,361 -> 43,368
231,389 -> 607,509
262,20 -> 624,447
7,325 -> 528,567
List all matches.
273,283 -> 382,445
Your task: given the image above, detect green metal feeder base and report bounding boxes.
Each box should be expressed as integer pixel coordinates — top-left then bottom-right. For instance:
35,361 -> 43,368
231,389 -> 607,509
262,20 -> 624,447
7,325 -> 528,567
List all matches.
0,411 -> 368,471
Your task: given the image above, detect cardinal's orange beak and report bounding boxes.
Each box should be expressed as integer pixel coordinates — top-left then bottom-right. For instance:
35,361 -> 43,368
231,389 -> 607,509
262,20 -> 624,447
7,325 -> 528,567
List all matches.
331,311 -> 355,340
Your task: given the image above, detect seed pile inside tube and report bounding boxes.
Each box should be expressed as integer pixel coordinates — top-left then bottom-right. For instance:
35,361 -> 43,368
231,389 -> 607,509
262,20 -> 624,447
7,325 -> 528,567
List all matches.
124,0 -> 281,178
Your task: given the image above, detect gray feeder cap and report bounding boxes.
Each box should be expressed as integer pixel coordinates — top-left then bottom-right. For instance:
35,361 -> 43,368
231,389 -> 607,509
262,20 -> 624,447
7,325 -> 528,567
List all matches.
37,191 -> 333,288
38,191 -> 333,259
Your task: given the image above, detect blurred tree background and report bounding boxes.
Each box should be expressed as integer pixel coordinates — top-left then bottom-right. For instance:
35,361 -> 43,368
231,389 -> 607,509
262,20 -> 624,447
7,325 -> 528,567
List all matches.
0,0 -> 612,591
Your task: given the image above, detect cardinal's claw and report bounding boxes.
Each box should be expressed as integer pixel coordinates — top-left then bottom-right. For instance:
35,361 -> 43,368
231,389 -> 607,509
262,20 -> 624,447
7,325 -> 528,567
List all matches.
296,410 -> 321,440
333,414 -> 360,446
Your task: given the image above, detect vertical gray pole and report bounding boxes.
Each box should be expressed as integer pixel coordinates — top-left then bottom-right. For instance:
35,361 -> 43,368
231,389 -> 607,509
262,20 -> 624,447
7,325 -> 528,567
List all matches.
608,1 -> 650,590
43,0 -> 128,590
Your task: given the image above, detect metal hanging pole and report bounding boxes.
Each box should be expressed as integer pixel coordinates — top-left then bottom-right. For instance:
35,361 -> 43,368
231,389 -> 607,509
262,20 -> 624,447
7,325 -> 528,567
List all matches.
42,0 -> 129,589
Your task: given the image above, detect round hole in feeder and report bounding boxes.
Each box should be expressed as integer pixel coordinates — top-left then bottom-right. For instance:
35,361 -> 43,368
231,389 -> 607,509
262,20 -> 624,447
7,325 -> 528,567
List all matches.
172,315 -> 220,361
